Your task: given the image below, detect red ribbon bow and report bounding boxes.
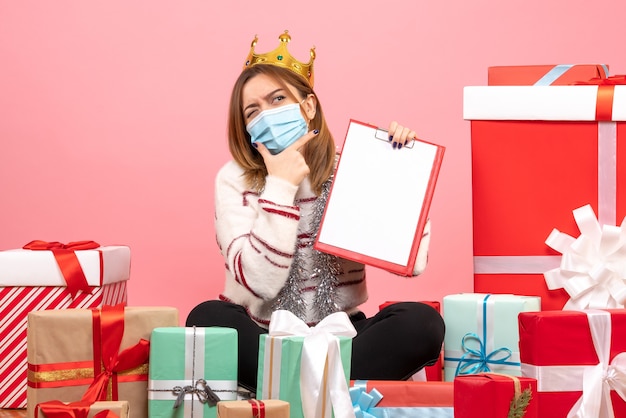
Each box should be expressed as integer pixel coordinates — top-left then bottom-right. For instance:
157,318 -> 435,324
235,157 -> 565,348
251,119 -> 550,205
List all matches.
81,303 -> 150,404
23,240 -> 101,298
574,75 -> 626,121
36,401 -> 120,418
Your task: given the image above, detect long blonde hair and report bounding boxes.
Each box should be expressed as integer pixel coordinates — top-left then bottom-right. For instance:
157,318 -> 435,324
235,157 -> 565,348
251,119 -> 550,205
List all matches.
227,64 -> 335,195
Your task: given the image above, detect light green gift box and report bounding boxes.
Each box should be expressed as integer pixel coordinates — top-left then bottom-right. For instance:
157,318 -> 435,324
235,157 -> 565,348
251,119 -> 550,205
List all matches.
148,327 -> 238,418
443,293 -> 540,381
256,334 -> 352,418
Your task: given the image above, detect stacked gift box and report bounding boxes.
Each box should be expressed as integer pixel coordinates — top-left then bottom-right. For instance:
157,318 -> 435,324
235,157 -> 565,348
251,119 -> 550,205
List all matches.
452,63 -> 626,417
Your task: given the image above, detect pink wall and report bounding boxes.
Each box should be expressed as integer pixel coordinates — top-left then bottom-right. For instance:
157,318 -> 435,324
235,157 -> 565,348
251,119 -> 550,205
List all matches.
2,1 -> 625,324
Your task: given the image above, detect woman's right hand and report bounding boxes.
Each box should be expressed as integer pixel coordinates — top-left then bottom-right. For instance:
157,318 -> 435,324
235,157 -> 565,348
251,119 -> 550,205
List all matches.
253,130 -> 319,186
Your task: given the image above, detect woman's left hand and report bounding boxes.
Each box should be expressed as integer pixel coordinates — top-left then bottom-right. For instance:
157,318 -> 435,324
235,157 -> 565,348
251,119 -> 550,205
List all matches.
388,121 -> 417,149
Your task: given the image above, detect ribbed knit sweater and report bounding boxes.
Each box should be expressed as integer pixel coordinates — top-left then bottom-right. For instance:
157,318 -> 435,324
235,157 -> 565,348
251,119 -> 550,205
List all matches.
215,160 -> 430,327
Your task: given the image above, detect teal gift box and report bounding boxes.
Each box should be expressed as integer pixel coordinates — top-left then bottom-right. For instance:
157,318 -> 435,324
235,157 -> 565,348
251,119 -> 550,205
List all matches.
256,310 -> 357,418
443,293 -> 540,381
148,327 -> 238,418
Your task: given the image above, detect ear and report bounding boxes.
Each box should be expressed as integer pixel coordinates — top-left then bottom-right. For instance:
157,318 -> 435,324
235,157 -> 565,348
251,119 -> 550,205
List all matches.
302,94 -> 317,121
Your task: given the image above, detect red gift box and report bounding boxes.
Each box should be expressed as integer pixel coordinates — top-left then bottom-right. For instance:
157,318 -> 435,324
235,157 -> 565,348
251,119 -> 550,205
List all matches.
488,64 -> 608,86
454,373 -> 538,418
464,79 -> 626,310
351,380 -> 453,407
519,309 -> 626,417
0,243 -> 130,409
379,301 -> 443,381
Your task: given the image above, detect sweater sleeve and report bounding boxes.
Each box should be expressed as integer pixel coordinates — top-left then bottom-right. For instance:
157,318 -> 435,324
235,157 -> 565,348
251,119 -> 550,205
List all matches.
411,218 -> 431,276
214,162 -> 301,300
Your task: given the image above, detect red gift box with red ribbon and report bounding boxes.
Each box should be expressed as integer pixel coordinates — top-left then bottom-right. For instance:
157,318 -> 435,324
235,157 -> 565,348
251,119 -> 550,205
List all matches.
26,304 -> 179,418
519,309 -> 626,417
464,75 -> 626,310
0,241 -> 130,409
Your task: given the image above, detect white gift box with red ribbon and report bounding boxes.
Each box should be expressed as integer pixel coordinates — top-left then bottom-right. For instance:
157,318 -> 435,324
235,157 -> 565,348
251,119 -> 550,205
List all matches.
0,243 -> 130,408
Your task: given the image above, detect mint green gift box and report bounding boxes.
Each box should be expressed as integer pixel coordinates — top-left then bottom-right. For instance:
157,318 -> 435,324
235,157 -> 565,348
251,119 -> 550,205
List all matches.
256,334 -> 352,418
148,327 -> 238,418
443,293 -> 540,381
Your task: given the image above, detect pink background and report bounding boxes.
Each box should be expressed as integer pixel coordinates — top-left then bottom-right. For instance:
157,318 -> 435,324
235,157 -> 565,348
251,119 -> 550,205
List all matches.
2,1 -> 625,324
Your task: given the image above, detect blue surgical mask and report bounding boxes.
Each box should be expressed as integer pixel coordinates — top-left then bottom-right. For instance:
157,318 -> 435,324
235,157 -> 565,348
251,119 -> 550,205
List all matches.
246,103 -> 308,155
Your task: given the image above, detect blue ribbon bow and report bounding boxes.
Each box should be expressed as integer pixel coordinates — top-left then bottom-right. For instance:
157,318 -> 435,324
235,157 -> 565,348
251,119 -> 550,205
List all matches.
351,381 -> 383,418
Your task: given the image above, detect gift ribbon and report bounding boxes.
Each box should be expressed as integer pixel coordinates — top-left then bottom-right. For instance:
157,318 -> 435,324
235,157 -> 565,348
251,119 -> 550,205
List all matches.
444,295 -> 520,377
533,64 -> 609,86
521,310 -> 626,418
350,381 -> 383,418
543,204 -> 626,309
248,400 -> 266,418
36,400 -> 120,418
81,304 -> 150,403
147,327 -> 238,417
23,240 -> 100,298
268,309 -> 357,418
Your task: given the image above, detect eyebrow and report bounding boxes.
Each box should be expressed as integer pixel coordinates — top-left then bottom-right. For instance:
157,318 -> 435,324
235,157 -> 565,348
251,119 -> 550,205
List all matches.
243,88 -> 285,114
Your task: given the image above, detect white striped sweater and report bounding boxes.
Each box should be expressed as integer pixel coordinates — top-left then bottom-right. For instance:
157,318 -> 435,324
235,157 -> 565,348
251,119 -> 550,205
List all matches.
214,160 -> 430,327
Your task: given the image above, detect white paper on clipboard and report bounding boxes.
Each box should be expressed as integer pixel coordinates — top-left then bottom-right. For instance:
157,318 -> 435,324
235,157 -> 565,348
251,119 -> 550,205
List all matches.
314,119 -> 444,275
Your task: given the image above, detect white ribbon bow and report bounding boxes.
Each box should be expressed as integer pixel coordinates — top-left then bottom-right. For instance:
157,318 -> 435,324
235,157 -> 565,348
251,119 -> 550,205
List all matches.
567,311 -> 626,418
544,204 -> 626,309
269,309 -> 358,418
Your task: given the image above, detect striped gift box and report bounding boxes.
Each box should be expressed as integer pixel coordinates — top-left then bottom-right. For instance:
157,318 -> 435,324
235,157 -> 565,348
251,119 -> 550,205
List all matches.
0,245 -> 130,408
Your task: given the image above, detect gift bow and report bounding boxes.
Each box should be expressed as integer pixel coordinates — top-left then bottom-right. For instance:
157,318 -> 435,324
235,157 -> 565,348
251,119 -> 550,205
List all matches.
81,304 -> 151,403
573,75 -> 626,121
36,400 -> 120,418
544,204 -> 626,310
172,379 -> 221,408
23,240 -> 100,298
350,382 -> 383,418
454,333 -> 515,376
268,309 -> 357,418
567,310 -> 626,418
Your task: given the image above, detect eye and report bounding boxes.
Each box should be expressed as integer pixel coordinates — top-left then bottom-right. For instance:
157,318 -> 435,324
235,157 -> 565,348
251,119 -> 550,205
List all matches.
271,95 -> 287,104
245,109 -> 258,120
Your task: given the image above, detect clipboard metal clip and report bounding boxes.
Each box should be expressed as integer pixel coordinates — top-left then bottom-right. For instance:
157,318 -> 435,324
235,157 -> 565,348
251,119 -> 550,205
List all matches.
374,127 -> 415,149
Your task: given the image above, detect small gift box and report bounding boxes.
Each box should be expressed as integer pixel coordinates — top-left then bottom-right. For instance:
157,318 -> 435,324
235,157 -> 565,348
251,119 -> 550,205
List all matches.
148,326 -> 239,418
487,64 -> 608,86
0,242 -> 130,409
257,310 -> 355,418
36,400 -> 130,418
443,293 -> 540,381
519,309 -> 626,417
216,400 -> 289,417
454,373 -> 538,418
350,380 -> 453,417
26,304 -> 179,418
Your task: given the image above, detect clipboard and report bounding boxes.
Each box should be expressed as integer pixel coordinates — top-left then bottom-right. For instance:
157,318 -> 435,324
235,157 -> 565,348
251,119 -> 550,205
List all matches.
314,119 -> 445,276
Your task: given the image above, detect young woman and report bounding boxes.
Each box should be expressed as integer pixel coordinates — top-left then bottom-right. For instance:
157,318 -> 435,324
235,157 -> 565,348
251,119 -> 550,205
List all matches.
186,32 -> 445,392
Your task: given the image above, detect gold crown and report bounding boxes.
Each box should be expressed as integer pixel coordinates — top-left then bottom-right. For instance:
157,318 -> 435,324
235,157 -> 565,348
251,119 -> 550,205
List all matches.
243,30 -> 316,87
